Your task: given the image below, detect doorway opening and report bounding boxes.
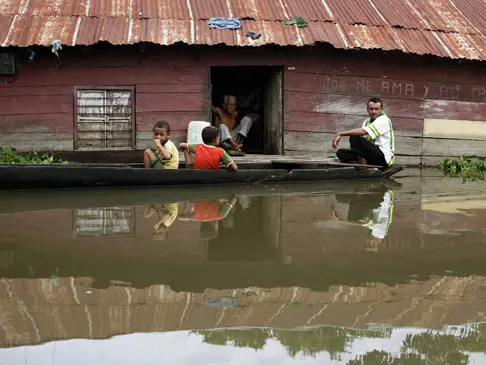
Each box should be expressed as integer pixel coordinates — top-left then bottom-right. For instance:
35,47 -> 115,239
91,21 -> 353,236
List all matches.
209,66 -> 284,155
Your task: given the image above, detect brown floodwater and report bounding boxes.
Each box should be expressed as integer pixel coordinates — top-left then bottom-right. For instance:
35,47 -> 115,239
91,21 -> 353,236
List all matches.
0,169 -> 486,364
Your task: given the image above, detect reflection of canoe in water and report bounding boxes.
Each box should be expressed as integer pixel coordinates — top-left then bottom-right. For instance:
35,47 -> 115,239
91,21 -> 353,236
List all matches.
0,161 -> 403,190
0,179 -> 403,215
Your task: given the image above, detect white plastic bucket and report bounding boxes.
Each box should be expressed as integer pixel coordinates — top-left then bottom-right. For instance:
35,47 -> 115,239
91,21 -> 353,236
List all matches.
187,121 -> 210,144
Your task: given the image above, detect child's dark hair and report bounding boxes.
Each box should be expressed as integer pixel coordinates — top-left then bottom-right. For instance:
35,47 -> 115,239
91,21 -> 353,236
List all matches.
201,126 -> 220,144
153,120 -> 171,133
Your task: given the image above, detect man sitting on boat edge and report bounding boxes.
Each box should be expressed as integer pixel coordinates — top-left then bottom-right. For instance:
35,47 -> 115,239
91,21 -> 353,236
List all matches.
331,97 -> 395,169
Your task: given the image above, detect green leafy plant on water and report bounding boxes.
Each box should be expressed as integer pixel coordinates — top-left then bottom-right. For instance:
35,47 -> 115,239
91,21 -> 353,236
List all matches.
0,146 -> 68,165
440,155 -> 486,183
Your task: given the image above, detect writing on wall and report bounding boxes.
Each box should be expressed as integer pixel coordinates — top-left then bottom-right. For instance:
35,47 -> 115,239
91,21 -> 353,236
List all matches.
318,75 -> 486,102
472,87 -> 486,101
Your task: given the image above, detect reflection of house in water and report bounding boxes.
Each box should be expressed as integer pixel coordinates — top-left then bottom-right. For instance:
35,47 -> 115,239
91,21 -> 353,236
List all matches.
418,193 -> 486,236
2,191 -> 486,284
0,247 -> 14,271
74,207 -> 135,237
2,188 -> 486,350
207,196 -> 280,262
0,275 -> 486,348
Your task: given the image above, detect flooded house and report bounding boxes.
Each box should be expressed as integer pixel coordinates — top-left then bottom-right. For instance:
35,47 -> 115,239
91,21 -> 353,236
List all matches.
0,0 -> 485,165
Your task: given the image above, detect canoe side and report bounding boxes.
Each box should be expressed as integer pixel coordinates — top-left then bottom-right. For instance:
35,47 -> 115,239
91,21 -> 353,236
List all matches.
0,164 -> 402,189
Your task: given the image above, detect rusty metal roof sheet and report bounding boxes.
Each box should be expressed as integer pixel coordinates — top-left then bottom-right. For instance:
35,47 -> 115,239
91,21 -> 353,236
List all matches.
0,0 -> 485,61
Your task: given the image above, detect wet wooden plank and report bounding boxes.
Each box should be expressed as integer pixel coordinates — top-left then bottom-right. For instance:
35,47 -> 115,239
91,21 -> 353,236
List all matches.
0,85 -> 73,97
284,111 -> 423,136
287,52 -> 486,84
0,95 -> 73,115
284,131 -> 423,157
136,112 -> 208,131
7,66 -> 206,86
136,93 -> 206,113
285,54 -> 427,81
0,113 -> 73,132
422,138 -> 486,157
136,84 -> 207,93
424,100 -> 486,121
285,92 -> 424,119
0,132 -> 73,151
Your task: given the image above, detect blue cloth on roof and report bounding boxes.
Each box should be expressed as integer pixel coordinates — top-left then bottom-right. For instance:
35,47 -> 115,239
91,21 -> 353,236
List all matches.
208,17 -> 241,30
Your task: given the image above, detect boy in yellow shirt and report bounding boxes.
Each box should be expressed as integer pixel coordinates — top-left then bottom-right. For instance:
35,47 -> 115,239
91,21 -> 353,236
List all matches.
143,121 -> 179,169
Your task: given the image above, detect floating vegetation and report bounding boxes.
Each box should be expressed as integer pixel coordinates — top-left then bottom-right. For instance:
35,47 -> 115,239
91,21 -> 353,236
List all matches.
0,146 -> 68,165
440,155 -> 486,183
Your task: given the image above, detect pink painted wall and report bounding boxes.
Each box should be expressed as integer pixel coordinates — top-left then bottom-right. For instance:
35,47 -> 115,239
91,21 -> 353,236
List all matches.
0,44 -> 485,164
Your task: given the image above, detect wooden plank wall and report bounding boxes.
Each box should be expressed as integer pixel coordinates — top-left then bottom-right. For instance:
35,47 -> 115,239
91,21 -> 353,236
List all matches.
0,47 -> 208,152
0,45 -> 485,165
283,53 -> 486,165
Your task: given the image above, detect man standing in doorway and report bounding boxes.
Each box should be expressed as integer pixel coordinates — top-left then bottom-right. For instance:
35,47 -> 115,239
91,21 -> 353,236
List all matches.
332,97 -> 395,169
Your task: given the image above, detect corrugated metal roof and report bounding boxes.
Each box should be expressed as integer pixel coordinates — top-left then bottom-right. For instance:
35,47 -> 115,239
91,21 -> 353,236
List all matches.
0,0 -> 485,61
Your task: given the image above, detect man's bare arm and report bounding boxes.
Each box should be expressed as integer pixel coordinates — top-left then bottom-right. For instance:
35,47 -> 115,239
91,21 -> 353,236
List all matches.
332,128 -> 367,149
337,127 -> 367,137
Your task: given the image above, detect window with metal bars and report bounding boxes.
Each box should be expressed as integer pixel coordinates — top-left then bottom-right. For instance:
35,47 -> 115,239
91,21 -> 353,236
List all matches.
75,87 -> 135,150
73,207 -> 135,237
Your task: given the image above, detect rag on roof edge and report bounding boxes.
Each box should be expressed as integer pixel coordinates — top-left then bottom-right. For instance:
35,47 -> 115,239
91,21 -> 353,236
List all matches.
0,16 -> 484,62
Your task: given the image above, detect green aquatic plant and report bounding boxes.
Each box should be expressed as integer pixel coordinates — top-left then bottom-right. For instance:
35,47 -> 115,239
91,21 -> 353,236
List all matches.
194,324 -> 486,363
348,350 -> 425,365
0,146 -> 68,165
193,326 -> 391,359
401,331 -> 470,365
440,155 -> 486,183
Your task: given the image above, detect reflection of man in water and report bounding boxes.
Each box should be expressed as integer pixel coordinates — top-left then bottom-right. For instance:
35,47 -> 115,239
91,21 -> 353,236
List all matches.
180,197 -> 238,240
361,189 -> 394,240
332,187 -> 395,249
144,203 -> 179,240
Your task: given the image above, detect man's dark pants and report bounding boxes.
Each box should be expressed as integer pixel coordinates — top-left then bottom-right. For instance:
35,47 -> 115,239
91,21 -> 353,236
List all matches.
336,136 -> 388,168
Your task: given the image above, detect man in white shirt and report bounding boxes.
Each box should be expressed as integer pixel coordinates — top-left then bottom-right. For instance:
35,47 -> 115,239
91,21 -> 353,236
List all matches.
332,97 -> 395,168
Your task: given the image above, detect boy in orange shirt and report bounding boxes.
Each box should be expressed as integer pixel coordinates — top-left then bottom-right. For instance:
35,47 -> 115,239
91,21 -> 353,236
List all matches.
180,126 -> 238,171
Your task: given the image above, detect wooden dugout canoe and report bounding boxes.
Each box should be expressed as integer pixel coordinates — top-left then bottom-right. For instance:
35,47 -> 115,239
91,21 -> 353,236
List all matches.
0,160 -> 403,190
